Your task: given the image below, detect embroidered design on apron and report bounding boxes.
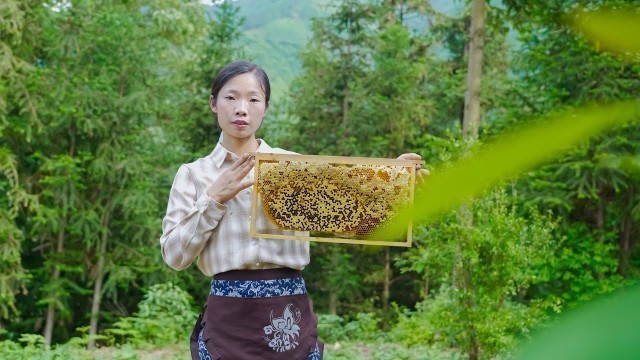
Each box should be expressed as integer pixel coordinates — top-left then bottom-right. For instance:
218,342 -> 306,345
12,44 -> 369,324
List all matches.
263,304 -> 302,352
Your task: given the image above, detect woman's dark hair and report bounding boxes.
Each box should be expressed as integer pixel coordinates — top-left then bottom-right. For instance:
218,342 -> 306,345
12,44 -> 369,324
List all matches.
210,60 -> 271,105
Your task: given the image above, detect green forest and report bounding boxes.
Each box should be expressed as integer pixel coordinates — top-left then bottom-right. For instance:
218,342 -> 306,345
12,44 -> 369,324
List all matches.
1,0 -> 639,359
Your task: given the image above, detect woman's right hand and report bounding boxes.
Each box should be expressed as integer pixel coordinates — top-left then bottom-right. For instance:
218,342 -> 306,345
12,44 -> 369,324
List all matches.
206,153 -> 255,204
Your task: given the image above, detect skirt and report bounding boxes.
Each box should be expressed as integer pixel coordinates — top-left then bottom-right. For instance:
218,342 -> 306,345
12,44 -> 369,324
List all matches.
190,268 -> 324,359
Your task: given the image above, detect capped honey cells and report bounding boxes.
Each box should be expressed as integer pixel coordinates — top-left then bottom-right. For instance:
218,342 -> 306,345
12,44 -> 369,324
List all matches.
257,161 -> 412,237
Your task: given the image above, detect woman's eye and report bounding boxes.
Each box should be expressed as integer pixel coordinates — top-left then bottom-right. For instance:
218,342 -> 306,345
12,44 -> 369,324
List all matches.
225,96 -> 235,100
250,98 -> 260,103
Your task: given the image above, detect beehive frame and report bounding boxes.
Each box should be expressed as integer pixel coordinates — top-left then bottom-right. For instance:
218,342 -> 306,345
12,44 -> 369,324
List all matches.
249,153 -> 422,247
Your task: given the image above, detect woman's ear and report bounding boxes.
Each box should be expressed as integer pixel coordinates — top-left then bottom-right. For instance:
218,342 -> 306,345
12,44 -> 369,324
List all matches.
209,95 -> 217,113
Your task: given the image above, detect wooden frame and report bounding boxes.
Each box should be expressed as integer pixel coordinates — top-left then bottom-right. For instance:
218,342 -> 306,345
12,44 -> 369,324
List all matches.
249,153 -> 422,247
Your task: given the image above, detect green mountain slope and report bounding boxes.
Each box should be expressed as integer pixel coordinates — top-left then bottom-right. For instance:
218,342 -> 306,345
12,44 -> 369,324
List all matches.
213,0 -> 463,98
234,0 -> 330,98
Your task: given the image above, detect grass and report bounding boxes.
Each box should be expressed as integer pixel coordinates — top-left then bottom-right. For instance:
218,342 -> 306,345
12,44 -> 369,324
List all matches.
88,341 -> 462,360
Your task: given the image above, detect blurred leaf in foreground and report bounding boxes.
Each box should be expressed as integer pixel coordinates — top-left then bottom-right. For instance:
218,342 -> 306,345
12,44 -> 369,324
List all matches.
568,6 -> 640,60
377,100 -> 639,239
513,282 -> 640,360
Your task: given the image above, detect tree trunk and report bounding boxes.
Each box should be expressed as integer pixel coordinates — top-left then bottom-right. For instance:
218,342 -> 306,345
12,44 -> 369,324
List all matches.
462,0 -> 486,140
464,289 -> 480,360
340,20 -> 352,152
328,248 -> 339,316
424,272 -> 430,298
88,208 -> 111,350
618,189 -> 633,275
43,225 -> 65,347
43,275 -> 57,347
595,181 -> 605,280
460,1 -> 485,359
342,87 -> 350,140
328,292 -> 338,316
383,247 -> 391,313
618,211 -> 632,275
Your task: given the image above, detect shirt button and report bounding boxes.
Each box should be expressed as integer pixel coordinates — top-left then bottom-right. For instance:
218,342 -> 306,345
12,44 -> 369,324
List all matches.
256,262 -> 261,267
252,240 -> 257,246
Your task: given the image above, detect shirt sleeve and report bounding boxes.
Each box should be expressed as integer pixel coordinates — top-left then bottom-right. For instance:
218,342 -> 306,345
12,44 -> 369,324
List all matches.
159,165 -> 228,271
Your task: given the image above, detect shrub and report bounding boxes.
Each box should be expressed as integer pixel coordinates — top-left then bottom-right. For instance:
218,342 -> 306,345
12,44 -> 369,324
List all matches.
342,312 -> 383,342
317,314 -> 346,343
318,312 -> 385,343
0,333 -> 95,360
390,285 -> 549,358
106,282 -> 197,348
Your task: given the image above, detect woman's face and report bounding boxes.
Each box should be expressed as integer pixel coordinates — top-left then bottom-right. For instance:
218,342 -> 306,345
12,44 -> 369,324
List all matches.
211,72 -> 268,143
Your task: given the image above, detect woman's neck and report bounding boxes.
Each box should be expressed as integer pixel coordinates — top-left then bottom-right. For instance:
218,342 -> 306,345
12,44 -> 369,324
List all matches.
221,135 -> 260,156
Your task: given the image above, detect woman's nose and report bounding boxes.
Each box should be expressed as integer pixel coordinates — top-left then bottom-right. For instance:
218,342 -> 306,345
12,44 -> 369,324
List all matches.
235,100 -> 248,116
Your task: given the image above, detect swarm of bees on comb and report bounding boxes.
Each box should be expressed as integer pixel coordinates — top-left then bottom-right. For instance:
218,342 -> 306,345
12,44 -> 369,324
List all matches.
257,161 -> 412,237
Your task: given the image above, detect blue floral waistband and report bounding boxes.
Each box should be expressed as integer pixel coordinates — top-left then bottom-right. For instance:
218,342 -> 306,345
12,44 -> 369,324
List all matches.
210,277 -> 307,298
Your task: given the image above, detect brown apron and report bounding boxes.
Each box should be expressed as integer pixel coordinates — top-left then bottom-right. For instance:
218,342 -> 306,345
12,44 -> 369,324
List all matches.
190,268 -> 324,359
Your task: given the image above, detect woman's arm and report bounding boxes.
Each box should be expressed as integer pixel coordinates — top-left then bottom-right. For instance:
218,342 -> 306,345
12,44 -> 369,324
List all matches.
159,165 -> 228,271
159,154 -> 255,271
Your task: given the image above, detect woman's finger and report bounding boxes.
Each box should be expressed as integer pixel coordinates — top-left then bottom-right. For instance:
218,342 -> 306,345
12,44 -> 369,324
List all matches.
229,153 -> 252,171
236,156 -> 255,177
397,153 -> 421,161
416,169 -> 430,185
238,179 -> 255,191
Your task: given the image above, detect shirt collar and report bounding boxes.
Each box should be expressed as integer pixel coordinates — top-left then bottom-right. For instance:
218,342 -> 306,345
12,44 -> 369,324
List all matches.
209,137 -> 273,169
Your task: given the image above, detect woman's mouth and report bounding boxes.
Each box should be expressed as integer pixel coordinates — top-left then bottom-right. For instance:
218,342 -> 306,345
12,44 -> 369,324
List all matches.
232,120 -> 249,128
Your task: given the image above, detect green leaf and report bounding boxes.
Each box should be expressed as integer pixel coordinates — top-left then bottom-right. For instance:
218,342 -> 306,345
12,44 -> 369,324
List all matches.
377,100 -> 639,238
568,7 -> 640,59
514,283 -> 640,360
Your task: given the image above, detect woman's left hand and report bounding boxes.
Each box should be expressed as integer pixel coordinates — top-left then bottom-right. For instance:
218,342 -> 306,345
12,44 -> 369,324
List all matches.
397,153 -> 430,184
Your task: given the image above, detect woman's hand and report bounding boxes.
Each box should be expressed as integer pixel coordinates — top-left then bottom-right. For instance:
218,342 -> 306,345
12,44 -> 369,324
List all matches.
397,153 -> 430,184
206,153 -> 255,203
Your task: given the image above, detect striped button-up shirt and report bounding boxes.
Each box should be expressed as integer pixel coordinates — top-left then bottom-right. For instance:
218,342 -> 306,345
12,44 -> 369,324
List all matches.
160,139 -> 310,276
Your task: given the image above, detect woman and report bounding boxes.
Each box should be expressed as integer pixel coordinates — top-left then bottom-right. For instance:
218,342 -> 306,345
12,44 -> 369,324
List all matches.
160,60 -> 427,359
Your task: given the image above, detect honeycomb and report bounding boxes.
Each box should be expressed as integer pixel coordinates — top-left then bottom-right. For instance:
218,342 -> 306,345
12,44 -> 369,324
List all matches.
257,160 -> 413,237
